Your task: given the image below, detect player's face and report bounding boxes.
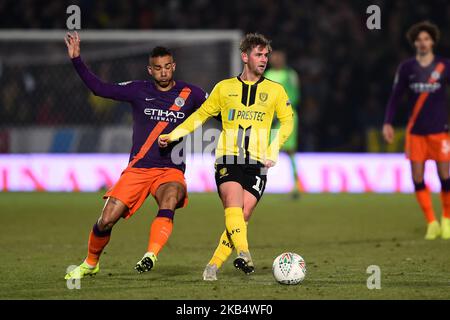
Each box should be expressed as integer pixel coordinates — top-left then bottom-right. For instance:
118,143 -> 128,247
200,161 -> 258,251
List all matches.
147,55 -> 176,88
243,46 -> 270,76
415,31 -> 434,55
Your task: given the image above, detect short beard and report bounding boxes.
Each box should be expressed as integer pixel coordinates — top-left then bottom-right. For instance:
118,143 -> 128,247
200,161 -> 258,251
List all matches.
253,68 -> 265,76
154,78 -> 173,88
247,64 -> 264,76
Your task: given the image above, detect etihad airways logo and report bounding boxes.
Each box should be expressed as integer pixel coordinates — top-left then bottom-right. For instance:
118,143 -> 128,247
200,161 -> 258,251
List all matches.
144,108 -> 185,123
409,82 -> 441,93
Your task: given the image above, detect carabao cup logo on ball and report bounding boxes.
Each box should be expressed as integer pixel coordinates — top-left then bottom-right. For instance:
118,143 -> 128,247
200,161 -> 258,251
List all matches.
278,253 -> 294,277
273,252 -> 306,285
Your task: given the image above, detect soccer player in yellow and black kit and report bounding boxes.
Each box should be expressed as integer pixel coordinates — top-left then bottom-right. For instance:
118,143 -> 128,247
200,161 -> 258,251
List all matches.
159,33 -> 294,280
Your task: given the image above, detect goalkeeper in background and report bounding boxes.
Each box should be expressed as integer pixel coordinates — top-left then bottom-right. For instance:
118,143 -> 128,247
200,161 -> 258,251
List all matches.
265,50 -> 301,199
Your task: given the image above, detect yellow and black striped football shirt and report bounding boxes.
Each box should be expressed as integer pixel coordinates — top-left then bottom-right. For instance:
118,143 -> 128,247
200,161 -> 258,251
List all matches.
165,76 -> 294,163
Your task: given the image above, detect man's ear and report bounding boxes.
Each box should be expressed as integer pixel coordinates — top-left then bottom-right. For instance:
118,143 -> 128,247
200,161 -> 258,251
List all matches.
147,66 -> 153,77
241,52 -> 248,64
172,62 -> 176,72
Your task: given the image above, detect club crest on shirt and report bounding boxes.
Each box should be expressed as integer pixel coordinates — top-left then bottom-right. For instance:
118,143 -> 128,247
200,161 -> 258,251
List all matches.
431,71 -> 441,81
175,97 -> 185,107
259,92 -> 268,102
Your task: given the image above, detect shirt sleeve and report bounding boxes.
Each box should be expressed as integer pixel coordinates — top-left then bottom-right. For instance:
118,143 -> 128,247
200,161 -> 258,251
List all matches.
192,86 -> 209,110
266,87 -> 294,162
384,62 -> 409,124
167,83 -> 222,141
72,56 -> 138,102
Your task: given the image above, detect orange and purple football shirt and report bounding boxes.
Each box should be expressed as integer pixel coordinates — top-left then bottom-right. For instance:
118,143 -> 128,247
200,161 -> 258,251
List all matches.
72,56 -> 207,172
384,56 -> 450,135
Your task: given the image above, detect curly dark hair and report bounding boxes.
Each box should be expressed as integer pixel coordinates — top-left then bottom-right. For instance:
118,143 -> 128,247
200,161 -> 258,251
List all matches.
406,21 -> 441,46
239,33 -> 272,54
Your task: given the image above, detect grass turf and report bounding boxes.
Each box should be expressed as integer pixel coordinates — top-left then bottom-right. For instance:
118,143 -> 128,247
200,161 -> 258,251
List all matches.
0,192 -> 449,300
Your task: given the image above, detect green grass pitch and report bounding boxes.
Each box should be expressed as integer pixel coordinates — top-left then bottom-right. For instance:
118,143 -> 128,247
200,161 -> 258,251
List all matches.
0,192 -> 449,299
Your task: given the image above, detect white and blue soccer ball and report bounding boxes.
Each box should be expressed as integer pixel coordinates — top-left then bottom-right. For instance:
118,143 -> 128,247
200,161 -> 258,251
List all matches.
272,252 -> 306,285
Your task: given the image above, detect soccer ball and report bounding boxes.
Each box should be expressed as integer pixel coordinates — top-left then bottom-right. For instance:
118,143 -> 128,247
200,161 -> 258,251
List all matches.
272,252 -> 306,285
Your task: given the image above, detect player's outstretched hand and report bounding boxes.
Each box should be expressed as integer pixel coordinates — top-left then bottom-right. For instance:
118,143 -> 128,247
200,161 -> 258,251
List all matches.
64,31 -> 80,59
382,124 -> 394,144
264,160 -> 276,168
158,135 -> 171,148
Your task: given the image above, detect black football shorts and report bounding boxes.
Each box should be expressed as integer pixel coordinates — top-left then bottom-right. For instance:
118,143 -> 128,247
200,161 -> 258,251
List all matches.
214,156 -> 268,201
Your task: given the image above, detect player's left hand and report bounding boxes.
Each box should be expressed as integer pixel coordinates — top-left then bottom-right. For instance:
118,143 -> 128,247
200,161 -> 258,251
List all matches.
158,135 -> 171,148
264,160 -> 276,168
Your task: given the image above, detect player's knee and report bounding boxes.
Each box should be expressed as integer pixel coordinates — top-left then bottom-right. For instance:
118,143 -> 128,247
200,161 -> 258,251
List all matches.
412,174 -> 424,185
159,190 -> 181,209
438,169 -> 450,181
157,183 -> 185,209
221,192 -> 243,207
98,207 -> 121,231
95,219 -> 111,232
97,215 -> 117,231
159,195 -> 178,209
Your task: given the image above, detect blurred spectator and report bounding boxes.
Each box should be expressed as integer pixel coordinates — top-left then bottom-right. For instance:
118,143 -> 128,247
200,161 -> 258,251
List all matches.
36,95 -> 65,125
87,63 -> 123,123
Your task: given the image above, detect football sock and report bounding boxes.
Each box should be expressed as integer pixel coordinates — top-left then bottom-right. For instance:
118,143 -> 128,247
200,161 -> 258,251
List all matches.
209,230 -> 234,268
147,209 -> 174,256
414,182 -> 436,223
288,153 -> 302,192
224,207 -> 248,253
85,223 -> 111,266
440,179 -> 450,219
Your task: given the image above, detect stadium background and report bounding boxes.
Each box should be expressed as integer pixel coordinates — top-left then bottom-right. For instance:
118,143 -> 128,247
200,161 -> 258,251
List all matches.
1,0 -> 450,301
2,0 -> 450,193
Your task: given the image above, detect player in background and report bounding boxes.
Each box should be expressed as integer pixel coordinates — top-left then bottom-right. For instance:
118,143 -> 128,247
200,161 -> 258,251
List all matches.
159,33 -> 294,280
64,32 -> 207,280
265,50 -> 301,199
383,21 -> 450,240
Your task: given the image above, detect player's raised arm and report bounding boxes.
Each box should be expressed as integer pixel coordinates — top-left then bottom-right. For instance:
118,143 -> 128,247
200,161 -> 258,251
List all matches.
266,88 -> 294,166
65,31 -> 137,102
383,63 -> 408,143
158,84 -> 221,147
64,31 -> 80,59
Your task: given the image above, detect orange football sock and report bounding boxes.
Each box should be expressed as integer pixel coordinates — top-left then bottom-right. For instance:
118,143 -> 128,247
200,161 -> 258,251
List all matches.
440,192 -> 450,219
440,178 -> 450,219
85,223 -> 111,266
147,210 -> 175,256
415,189 -> 436,223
